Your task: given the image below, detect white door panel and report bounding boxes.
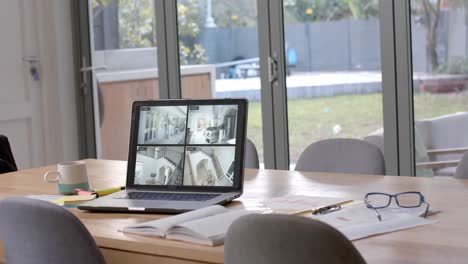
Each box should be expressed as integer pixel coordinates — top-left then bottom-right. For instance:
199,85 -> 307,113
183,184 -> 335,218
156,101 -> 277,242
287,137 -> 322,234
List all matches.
0,119 -> 34,168
0,0 -> 44,169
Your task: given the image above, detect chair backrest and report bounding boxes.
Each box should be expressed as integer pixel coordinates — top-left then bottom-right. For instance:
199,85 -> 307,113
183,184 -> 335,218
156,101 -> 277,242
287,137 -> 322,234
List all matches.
418,112 -> 468,162
0,197 -> 106,264
225,214 -> 366,264
244,138 -> 259,169
0,135 -> 17,173
455,152 -> 468,179
295,138 -> 385,175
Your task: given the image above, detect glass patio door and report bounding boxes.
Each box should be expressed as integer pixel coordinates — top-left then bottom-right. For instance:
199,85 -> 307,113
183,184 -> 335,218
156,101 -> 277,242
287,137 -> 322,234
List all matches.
280,0 -> 386,170
174,0 -> 265,165
409,0 -> 468,177
87,0 -> 161,160
77,0 -> 406,174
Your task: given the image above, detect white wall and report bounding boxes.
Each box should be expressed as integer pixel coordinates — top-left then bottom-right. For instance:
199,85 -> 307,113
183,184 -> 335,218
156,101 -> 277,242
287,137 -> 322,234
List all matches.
36,0 -> 79,164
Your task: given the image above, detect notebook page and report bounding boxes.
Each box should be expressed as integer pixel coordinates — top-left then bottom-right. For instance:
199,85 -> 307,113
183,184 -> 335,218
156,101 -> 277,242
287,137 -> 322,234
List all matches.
122,205 -> 228,237
166,209 -> 258,246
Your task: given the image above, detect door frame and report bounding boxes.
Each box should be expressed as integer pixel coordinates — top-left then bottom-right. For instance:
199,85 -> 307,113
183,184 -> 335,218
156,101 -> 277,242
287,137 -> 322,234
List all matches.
71,0 -> 96,159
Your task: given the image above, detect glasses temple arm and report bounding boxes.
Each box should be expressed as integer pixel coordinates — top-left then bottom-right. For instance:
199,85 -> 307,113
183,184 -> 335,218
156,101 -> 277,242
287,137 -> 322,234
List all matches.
365,199 -> 382,221
423,201 -> 430,218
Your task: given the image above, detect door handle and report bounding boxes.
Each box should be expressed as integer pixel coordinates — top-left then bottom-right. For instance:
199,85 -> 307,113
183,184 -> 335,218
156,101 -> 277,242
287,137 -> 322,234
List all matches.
22,56 -> 40,63
80,65 -> 107,72
268,56 -> 278,83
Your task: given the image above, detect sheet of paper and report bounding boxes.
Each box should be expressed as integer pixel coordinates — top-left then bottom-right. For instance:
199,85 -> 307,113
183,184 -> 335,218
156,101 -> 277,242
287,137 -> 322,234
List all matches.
25,194 -> 66,202
263,195 -> 349,215
310,203 -> 436,241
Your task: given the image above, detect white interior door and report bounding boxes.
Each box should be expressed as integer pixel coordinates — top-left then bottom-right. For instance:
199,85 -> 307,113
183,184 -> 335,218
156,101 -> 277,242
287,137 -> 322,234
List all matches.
0,1 -> 45,169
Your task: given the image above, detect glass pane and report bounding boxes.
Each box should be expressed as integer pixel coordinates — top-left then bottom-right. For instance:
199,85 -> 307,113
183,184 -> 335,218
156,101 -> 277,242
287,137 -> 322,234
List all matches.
410,0 -> 468,177
283,0 -> 384,169
177,0 -> 264,165
396,192 -> 422,207
90,0 -> 160,160
366,193 -> 391,208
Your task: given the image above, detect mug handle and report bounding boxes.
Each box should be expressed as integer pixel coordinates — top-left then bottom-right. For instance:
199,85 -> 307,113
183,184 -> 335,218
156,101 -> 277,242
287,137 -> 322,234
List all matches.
44,171 -> 60,182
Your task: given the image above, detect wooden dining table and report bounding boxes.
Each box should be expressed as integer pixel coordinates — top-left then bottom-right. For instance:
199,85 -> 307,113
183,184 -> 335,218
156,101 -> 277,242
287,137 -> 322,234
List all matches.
1,159 -> 468,264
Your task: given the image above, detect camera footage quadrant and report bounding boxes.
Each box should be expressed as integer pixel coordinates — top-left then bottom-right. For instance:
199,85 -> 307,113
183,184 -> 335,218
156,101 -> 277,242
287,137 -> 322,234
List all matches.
183,146 -> 236,187
186,105 -> 238,145
137,106 -> 188,145
135,146 -> 185,186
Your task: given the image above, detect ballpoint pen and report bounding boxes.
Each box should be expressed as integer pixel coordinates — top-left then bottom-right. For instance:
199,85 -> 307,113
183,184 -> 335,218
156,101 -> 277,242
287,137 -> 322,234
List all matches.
74,186 -> 125,198
311,204 -> 342,215
290,200 -> 353,216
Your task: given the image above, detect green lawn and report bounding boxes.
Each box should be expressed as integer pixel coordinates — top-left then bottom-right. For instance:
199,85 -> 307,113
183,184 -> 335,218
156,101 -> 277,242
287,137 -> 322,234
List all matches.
247,91 -> 468,163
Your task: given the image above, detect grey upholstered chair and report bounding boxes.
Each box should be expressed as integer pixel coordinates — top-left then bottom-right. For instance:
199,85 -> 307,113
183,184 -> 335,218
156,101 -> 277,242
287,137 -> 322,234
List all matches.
455,152 -> 468,179
0,135 -> 17,174
295,138 -> 385,175
225,214 -> 366,264
244,138 -> 260,169
0,197 -> 106,264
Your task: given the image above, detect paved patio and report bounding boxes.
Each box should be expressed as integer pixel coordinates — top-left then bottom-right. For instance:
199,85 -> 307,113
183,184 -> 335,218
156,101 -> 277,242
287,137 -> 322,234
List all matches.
214,71 -> 468,101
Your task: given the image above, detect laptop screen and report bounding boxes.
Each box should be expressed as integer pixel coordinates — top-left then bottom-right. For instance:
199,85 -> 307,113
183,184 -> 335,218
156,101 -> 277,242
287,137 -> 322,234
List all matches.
129,100 -> 246,190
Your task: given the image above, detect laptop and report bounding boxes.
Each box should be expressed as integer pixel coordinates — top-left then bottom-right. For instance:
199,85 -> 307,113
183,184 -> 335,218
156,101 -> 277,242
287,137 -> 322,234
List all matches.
79,99 -> 248,213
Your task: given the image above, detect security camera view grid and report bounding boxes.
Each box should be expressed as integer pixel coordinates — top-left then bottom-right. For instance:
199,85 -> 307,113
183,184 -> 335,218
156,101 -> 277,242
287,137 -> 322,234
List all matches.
134,104 -> 238,187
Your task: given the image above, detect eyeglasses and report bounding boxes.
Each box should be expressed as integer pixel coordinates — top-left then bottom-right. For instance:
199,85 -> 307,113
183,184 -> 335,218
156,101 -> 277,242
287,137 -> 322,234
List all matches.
364,192 -> 430,221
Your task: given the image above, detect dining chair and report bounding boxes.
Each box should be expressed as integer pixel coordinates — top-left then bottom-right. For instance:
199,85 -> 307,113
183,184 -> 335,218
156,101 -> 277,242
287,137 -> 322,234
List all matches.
0,197 -> 106,264
454,152 -> 468,179
0,135 -> 17,173
244,138 -> 259,169
225,214 -> 366,264
295,138 -> 385,175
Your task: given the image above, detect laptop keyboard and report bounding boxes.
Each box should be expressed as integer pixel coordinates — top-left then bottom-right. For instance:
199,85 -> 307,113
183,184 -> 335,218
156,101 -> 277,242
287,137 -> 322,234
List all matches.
116,192 -> 220,202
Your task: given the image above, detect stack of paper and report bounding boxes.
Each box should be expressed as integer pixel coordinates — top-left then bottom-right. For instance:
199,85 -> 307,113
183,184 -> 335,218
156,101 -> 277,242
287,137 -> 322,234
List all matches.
25,194 -> 96,206
263,195 -> 437,240
309,203 -> 437,240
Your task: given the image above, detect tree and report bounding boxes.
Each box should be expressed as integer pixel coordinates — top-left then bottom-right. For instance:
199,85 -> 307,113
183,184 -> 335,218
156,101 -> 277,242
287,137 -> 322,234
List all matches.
412,0 -> 442,72
118,0 -> 156,48
344,0 -> 378,19
93,0 -> 114,17
212,0 -> 258,28
284,0 -> 351,23
412,0 -> 468,72
178,0 -> 208,65
284,0 -> 378,23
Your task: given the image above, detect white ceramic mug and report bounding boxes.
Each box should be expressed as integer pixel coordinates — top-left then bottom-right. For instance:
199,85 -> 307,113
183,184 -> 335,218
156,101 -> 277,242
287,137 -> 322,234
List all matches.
43,161 -> 90,194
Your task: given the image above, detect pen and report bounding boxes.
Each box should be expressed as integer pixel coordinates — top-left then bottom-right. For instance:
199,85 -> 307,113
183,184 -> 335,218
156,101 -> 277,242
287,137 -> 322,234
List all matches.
312,205 -> 342,215
93,186 -> 125,197
74,186 -> 125,198
311,199 -> 353,215
290,200 -> 354,216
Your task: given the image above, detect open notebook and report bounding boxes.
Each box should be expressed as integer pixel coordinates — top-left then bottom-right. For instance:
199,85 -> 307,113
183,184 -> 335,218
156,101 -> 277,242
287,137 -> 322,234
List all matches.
122,205 -> 258,246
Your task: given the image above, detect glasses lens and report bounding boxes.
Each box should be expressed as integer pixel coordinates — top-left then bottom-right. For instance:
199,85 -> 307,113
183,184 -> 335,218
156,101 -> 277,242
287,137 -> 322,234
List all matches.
366,194 -> 390,208
396,192 -> 422,207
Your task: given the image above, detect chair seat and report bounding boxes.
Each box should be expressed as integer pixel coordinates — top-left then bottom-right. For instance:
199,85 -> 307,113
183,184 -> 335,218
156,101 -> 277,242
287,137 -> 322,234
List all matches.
435,167 -> 456,176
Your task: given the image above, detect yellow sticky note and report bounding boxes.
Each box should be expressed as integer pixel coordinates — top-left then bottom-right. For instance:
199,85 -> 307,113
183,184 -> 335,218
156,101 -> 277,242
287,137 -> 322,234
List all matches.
52,195 -> 96,206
